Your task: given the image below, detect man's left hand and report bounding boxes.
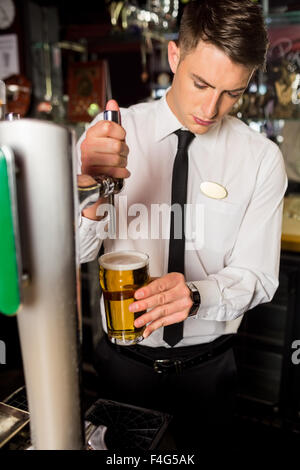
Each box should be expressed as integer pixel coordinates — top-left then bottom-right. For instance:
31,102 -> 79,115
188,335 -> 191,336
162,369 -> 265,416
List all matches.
129,273 -> 193,338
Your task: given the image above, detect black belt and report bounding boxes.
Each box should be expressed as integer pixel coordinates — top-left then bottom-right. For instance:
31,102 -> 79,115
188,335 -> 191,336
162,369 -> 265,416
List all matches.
106,334 -> 234,375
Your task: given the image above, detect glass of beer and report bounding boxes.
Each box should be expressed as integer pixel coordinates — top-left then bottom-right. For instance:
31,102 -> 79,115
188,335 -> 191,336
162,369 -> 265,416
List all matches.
99,250 -> 150,346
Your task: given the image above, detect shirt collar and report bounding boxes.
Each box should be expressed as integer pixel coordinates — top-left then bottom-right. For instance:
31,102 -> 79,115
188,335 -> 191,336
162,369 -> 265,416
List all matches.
154,89 -> 183,142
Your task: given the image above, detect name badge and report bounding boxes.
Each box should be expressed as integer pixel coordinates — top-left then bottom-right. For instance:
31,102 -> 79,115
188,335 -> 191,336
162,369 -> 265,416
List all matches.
200,181 -> 228,200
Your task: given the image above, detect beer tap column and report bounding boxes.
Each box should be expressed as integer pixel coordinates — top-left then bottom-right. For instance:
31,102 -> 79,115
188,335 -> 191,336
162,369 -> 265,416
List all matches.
0,119 -> 84,449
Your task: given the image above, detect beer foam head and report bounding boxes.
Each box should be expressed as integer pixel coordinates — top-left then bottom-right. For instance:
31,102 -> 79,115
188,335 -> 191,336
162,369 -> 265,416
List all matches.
99,250 -> 149,271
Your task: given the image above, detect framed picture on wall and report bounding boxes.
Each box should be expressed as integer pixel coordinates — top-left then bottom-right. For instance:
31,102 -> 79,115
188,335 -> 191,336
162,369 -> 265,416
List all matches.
67,60 -> 108,123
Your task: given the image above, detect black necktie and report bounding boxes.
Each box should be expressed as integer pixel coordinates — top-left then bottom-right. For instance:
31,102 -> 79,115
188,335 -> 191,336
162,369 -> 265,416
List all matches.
163,129 -> 195,347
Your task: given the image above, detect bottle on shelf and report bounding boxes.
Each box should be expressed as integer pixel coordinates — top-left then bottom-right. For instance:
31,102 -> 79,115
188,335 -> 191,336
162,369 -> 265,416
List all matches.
0,80 -> 6,120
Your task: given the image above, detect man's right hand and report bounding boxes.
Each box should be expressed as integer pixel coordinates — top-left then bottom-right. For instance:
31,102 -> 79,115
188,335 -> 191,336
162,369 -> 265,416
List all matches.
81,99 -> 130,180
80,99 -> 130,220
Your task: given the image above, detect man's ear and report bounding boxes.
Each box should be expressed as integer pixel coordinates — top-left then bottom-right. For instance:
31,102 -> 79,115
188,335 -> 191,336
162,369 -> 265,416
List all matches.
168,41 -> 181,74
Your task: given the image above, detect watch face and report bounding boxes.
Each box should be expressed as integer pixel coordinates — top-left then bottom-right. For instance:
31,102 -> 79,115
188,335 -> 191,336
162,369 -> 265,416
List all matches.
0,0 -> 15,30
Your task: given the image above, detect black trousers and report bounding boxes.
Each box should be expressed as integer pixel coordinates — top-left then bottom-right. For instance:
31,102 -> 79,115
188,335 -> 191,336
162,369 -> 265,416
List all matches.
93,334 -> 237,449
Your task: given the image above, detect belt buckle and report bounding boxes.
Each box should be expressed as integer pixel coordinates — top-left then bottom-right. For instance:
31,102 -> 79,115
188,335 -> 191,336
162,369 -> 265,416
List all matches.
153,359 -> 182,375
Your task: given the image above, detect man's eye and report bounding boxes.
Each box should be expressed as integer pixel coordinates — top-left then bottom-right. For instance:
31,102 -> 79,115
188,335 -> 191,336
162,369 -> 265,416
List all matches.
227,91 -> 242,99
194,82 -> 207,90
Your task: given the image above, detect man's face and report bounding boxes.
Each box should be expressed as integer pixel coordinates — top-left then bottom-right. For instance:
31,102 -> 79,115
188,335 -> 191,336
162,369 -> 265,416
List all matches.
166,40 -> 254,134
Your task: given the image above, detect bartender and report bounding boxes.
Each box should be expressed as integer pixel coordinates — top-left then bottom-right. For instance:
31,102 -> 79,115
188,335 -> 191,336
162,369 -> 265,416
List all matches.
77,0 -> 287,448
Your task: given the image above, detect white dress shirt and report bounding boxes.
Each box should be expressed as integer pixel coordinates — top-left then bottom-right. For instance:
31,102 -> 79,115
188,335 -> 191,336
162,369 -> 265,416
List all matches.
77,92 -> 287,348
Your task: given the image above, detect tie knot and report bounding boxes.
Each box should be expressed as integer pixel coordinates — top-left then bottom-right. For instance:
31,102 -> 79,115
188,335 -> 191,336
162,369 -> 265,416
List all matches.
175,129 -> 195,150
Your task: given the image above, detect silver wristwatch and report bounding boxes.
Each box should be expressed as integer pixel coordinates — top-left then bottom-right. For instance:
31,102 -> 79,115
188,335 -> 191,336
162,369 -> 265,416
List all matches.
186,282 -> 201,317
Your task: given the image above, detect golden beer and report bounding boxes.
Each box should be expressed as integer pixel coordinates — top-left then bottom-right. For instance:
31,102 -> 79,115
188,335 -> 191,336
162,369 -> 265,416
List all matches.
99,251 -> 149,345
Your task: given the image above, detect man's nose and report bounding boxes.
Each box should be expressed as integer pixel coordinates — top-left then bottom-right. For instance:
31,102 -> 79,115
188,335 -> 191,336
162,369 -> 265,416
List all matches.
202,89 -> 220,120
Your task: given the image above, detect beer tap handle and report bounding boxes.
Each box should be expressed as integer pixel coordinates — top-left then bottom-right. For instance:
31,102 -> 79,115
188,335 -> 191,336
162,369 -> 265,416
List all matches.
92,109 -> 124,196
79,110 -> 124,234
102,109 -> 124,195
102,109 -> 124,238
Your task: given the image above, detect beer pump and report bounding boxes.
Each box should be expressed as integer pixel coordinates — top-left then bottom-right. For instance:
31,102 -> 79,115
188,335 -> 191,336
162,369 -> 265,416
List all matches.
0,105 -> 124,448
0,117 -> 84,449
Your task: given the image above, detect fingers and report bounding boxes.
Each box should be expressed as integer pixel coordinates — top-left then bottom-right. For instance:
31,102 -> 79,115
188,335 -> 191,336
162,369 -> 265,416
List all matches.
86,138 -> 129,159
130,273 -> 193,339
85,152 -> 127,168
83,141 -> 129,167
88,166 -> 131,179
131,285 -> 180,313
80,106 -> 129,179
133,293 -> 191,328
143,311 -> 187,339
77,174 -> 97,187
134,273 -> 184,300
106,99 -> 120,112
86,120 -> 126,141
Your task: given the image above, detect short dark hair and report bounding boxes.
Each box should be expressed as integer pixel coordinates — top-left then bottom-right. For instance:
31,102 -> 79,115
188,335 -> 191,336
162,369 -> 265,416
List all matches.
178,0 -> 269,69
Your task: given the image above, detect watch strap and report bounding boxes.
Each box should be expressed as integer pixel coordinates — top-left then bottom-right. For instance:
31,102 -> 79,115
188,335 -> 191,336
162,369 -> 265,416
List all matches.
187,282 -> 201,317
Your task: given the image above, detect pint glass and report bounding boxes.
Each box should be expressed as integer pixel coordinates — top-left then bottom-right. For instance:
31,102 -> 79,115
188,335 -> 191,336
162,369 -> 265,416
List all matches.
99,250 -> 150,346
